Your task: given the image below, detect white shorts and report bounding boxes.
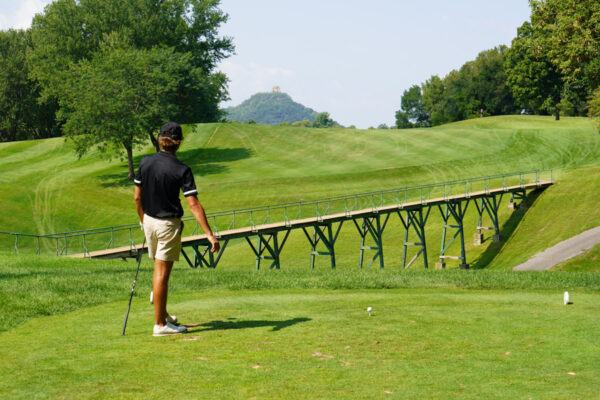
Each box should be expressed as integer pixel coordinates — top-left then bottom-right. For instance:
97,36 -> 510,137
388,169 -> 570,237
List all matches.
143,214 -> 183,261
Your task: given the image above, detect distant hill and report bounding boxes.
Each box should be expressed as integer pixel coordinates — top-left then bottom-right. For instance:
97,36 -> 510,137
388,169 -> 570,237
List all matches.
224,91 -> 318,124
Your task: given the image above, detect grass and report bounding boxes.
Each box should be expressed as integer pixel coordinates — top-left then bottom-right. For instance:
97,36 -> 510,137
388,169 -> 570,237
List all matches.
2,117 -> 600,398
2,116 -> 600,271
2,253 -> 600,333
1,286 -> 598,399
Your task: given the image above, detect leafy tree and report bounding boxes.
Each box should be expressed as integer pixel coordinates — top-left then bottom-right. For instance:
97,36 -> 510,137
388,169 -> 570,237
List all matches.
587,86 -> 600,131
0,29 -> 58,142
313,112 -> 337,128
467,46 -> 516,116
247,119 -> 257,124
399,85 -> 429,127
377,124 -> 389,129
419,47 -> 516,125
28,0 -> 233,172
395,110 -> 411,129
59,38 -> 200,178
505,21 -> 563,119
530,0 -> 600,112
421,75 -> 453,126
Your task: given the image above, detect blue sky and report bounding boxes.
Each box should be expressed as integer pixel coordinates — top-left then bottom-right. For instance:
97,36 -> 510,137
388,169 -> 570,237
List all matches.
0,0 -> 531,128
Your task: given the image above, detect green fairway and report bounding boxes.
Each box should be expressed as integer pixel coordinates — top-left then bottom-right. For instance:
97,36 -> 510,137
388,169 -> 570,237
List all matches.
2,116 -> 600,270
2,116 -> 600,398
1,287 -> 598,399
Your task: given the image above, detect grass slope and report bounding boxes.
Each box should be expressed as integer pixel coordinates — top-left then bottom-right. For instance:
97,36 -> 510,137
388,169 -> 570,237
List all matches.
2,116 -> 600,398
1,116 -> 600,271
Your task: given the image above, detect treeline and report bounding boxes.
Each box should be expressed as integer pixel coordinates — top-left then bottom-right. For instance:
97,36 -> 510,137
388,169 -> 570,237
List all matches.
396,0 -> 600,128
0,0 -> 233,178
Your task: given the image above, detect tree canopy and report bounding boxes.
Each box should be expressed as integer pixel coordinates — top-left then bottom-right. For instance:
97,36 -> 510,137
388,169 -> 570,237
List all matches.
0,29 -> 58,142
26,0 -> 233,176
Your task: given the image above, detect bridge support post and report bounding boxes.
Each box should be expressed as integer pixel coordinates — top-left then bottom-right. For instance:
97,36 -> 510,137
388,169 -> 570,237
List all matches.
246,230 -> 291,270
398,207 -> 431,269
508,189 -> 527,210
474,194 -> 504,244
181,239 -> 229,269
441,200 -> 470,269
302,222 -> 343,269
353,214 -> 390,269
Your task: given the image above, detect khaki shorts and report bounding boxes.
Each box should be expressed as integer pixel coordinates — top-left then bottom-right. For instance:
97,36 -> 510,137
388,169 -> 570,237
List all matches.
143,214 -> 183,261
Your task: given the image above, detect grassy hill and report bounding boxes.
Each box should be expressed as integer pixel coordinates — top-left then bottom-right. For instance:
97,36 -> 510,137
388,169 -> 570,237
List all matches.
224,92 -> 318,124
2,116 -> 600,398
1,115 -> 600,269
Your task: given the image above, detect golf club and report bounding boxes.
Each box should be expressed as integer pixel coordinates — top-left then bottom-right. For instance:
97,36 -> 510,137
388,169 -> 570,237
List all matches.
121,237 -> 146,336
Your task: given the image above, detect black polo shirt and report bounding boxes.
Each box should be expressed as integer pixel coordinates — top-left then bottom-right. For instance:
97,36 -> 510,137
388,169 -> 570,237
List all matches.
134,151 -> 198,218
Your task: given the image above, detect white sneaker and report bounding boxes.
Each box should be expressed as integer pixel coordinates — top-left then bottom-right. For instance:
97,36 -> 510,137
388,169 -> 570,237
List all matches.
166,314 -> 178,324
153,322 -> 187,337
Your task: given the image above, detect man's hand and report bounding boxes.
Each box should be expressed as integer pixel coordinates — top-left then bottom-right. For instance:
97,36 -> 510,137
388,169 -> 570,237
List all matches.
208,235 -> 220,253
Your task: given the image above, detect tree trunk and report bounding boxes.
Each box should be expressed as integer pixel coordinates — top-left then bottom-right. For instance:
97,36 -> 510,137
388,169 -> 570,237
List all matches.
148,132 -> 160,153
126,144 -> 135,179
555,106 -> 560,121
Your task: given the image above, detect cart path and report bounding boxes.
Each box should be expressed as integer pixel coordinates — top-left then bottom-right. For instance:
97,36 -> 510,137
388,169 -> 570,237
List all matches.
513,226 -> 600,271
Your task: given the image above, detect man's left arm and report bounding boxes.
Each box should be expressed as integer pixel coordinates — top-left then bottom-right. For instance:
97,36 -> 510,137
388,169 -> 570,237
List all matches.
186,195 -> 220,253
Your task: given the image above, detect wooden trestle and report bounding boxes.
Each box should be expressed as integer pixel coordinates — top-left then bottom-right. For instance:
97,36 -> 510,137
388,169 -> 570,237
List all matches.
74,181 -> 552,269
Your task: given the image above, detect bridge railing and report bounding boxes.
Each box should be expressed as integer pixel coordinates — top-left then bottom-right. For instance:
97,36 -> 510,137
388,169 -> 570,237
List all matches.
197,169 -> 552,235
0,169 -> 552,256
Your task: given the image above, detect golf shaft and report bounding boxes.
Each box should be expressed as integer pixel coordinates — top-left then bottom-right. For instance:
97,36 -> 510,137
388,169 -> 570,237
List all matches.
121,237 -> 146,336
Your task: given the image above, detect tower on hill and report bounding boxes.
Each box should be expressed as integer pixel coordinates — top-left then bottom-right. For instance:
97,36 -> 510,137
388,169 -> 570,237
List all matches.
272,86 -> 281,93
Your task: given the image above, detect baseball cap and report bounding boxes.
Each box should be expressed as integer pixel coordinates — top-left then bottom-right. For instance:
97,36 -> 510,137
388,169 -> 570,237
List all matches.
159,122 -> 183,140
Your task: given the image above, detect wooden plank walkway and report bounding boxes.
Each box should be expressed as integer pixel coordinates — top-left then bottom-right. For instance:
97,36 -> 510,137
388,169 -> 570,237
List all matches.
70,181 -> 552,260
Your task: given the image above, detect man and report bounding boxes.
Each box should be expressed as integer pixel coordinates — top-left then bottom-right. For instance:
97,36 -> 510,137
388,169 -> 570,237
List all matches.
134,122 -> 219,336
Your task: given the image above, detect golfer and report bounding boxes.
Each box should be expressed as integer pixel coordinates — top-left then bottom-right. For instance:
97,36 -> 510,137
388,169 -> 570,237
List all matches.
134,122 -> 219,336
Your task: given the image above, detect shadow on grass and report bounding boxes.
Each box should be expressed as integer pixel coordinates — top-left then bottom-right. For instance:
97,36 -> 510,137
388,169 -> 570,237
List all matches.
471,188 -> 546,269
97,147 -> 253,188
186,317 -> 311,332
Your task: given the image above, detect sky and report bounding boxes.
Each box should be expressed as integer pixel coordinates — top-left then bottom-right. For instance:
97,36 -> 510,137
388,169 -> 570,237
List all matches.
0,0 -> 532,128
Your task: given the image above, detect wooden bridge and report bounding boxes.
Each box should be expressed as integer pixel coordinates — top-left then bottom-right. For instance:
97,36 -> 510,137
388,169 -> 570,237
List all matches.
69,170 -> 554,270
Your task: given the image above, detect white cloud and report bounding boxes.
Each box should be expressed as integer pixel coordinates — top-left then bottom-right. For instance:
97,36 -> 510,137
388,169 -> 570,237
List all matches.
0,0 -> 50,30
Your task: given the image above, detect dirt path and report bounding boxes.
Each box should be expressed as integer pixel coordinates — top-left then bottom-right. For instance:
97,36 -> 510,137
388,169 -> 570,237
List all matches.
513,226 -> 600,270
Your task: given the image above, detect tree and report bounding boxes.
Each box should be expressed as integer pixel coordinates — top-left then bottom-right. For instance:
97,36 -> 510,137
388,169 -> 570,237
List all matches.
421,75 -> 452,126
505,21 -> 563,119
467,46 -> 516,116
0,29 -> 58,142
313,112 -> 336,128
529,0 -> 600,113
394,110 -> 411,129
28,0 -> 233,173
59,38 -> 201,178
588,86 -> 600,131
399,85 -> 429,127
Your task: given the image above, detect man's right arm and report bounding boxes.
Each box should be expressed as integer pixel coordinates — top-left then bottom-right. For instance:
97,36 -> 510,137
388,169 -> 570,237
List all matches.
134,185 -> 144,224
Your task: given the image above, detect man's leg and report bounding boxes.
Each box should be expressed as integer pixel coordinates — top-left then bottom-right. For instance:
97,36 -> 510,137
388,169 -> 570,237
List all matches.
153,258 -> 174,326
